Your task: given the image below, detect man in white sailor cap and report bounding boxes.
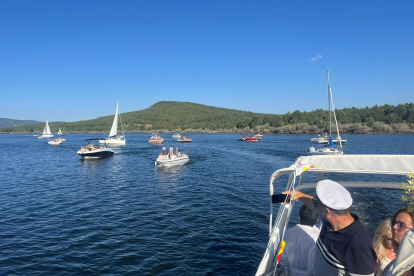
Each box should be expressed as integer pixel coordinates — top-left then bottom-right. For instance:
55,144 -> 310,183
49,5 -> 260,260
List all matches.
284,179 -> 377,276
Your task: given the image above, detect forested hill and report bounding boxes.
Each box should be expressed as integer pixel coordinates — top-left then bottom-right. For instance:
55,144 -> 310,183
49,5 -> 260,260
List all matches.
1,101 -> 414,134
0,118 -> 41,127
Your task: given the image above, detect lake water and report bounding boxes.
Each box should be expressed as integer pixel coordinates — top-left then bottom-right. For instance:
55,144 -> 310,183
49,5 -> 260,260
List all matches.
1,133 -> 413,275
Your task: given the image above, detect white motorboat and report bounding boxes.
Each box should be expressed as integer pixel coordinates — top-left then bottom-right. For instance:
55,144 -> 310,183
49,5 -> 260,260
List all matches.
48,138 -> 64,145
309,70 -> 345,155
172,133 -> 182,138
317,135 -> 347,144
78,138 -> 114,159
38,120 -> 54,139
256,154 -> 414,276
309,145 -> 343,155
155,152 -> 189,167
99,102 -> 126,145
177,135 -> 192,143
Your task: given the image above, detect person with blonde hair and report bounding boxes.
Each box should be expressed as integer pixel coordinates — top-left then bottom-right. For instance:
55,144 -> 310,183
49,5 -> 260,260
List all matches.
373,219 -> 397,276
381,208 -> 414,276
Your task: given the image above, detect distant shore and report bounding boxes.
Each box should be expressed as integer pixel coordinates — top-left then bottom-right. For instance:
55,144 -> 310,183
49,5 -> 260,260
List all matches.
3,122 -> 414,135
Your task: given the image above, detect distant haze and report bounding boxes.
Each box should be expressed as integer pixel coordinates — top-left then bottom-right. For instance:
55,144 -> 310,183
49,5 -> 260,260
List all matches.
0,118 -> 41,127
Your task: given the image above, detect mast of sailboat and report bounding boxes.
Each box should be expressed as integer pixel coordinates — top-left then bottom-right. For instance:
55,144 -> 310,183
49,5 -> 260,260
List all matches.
327,69 -> 343,150
118,101 -> 125,139
328,69 -> 332,138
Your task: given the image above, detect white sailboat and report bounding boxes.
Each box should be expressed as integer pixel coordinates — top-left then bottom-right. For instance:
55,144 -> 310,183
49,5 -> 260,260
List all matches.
38,120 -> 54,139
99,102 -> 126,145
309,70 -> 344,155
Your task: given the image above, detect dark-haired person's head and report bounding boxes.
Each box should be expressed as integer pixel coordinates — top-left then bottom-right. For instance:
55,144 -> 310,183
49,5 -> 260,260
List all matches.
299,204 -> 319,226
391,207 -> 414,245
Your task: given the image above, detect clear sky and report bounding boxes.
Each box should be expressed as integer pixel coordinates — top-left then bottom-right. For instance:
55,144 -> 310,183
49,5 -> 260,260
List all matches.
1,1 -> 413,122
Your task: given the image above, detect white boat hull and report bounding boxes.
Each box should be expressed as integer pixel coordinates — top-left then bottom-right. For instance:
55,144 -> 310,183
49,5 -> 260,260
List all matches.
156,156 -> 189,167
309,148 -> 343,155
317,139 -> 347,144
77,148 -> 114,159
48,140 -> 63,145
177,139 -> 192,143
99,138 -> 126,145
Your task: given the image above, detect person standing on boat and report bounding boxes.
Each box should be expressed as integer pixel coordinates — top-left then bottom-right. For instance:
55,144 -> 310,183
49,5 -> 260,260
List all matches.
309,146 -> 315,153
284,180 -> 377,276
169,145 -> 173,158
279,204 -> 320,276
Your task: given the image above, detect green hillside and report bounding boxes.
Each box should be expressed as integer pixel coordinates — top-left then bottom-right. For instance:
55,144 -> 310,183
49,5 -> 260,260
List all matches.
1,101 -> 414,134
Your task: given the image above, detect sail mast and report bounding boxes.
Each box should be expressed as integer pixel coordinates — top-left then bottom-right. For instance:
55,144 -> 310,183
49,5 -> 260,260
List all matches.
328,69 -> 332,138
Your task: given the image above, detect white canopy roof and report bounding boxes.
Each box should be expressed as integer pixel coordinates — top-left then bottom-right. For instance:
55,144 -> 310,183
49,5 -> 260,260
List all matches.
271,155 -> 414,184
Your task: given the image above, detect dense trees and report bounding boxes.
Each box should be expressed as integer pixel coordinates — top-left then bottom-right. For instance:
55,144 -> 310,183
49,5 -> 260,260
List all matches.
1,101 -> 414,134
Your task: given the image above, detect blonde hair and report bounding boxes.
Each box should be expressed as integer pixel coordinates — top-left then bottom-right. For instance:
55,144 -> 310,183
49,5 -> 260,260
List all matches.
373,219 -> 393,262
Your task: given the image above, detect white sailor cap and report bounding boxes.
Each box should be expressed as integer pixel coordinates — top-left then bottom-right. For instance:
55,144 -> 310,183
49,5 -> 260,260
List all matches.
315,180 -> 353,210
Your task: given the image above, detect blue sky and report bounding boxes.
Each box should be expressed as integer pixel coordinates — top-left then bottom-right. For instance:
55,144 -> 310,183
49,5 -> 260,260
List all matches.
1,1 -> 413,122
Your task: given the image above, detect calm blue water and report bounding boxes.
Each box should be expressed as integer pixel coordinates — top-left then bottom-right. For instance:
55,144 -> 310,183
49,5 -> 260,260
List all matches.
0,133 -> 413,275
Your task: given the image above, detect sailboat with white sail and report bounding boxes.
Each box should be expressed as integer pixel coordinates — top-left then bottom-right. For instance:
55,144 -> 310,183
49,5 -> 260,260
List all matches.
38,120 -> 54,139
99,102 -> 126,145
309,70 -> 344,155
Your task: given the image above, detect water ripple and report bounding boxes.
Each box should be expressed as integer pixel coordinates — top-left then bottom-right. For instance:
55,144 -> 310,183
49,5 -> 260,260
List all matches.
0,133 -> 413,275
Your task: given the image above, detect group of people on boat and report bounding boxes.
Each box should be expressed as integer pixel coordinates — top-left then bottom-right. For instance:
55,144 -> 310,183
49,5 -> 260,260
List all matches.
80,144 -> 99,152
158,145 -> 185,160
278,180 -> 413,276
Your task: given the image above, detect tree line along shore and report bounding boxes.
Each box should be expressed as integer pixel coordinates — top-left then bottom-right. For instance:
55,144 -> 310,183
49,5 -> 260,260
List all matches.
1,101 -> 414,134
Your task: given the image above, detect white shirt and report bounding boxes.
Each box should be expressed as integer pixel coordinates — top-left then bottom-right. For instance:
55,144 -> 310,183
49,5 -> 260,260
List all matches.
280,224 -> 321,276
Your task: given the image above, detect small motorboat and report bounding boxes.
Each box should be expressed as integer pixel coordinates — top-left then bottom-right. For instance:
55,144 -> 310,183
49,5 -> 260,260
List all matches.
48,138 -> 64,145
177,135 -> 192,143
308,147 -> 343,155
317,136 -> 347,144
245,137 -> 259,142
77,138 -> 114,159
309,137 -> 343,155
238,134 -> 259,142
155,150 -> 189,167
149,133 -> 164,144
172,133 -> 182,139
254,134 -> 262,140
